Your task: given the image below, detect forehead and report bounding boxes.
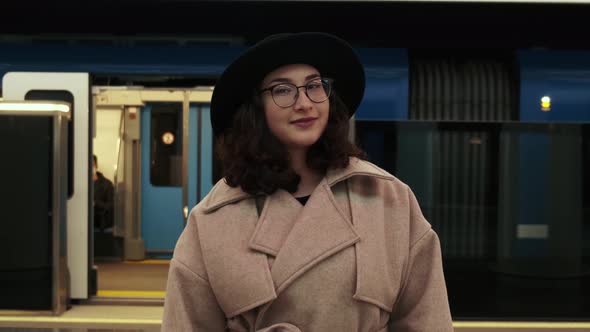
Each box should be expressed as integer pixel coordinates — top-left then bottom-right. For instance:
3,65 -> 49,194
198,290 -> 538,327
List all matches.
261,64 -> 320,86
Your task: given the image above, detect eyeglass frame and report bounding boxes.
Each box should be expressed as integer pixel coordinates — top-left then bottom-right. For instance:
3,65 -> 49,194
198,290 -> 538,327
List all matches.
258,77 -> 334,108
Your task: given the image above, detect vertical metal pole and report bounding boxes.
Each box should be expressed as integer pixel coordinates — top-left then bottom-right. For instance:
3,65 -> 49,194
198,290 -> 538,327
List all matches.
182,91 -> 190,220
52,113 -> 68,315
133,139 -> 141,239
197,104 -> 202,203
113,109 -> 125,237
52,114 -> 61,315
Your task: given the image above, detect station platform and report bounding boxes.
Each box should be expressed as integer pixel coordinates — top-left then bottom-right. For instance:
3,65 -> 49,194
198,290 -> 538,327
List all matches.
0,304 -> 161,330
2,259 -> 590,331
2,308 -> 590,331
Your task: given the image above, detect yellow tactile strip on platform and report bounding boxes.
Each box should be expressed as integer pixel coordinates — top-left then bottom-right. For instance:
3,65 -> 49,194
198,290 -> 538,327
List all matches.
0,305 -> 163,329
123,259 -> 171,265
454,321 -> 590,332
97,290 -> 166,298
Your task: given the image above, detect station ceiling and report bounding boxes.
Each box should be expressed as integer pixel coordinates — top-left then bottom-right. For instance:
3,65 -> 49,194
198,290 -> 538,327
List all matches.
2,1 -> 590,49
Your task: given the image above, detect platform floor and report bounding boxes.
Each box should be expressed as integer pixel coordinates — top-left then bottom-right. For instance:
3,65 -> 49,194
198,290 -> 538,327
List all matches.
0,304 -> 162,330
3,260 -> 590,331
2,312 -> 590,331
0,259 -> 167,330
95,260 -> 169,298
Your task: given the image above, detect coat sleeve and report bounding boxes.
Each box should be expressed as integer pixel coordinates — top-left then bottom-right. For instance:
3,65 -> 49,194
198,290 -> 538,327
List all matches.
388,187 -> 454,332
162,212 -> 227,331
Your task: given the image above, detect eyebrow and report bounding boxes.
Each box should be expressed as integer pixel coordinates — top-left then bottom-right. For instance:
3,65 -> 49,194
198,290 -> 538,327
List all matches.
267,74 -> 321,86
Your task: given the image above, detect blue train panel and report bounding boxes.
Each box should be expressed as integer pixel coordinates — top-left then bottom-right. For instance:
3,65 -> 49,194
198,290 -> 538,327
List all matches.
519,50 -> 590,122
516,132 -> 550,257
199,105 -> 215,198
0,43 -> 409,124
0,43 -> 244,80
355,48 -> 408,121
517,50 -> 590,259
187,104 -> 215,208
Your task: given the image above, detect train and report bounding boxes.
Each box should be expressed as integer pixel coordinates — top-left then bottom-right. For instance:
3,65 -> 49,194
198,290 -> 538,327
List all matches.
0,0 -> 589,325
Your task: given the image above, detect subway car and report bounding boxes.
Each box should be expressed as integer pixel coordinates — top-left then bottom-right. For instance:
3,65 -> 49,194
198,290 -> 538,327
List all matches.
0,0 -> 589,329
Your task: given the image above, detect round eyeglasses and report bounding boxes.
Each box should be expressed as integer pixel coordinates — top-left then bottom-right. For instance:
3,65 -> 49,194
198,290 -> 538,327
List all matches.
259,78 -> 333,108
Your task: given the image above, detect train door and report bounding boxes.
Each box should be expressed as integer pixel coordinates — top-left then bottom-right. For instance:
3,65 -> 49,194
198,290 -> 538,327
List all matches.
140,101 -> 214,256
2,72 -> 91,300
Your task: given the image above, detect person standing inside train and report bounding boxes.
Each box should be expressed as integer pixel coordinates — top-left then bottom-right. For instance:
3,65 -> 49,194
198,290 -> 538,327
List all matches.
93,154 -> 114,232
163,32 -> 453,331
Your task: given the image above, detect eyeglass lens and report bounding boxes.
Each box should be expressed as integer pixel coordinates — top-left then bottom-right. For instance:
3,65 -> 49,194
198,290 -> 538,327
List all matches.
271,79 -> 331,108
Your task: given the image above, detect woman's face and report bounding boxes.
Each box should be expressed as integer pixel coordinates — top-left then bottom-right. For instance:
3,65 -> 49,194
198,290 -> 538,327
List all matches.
259,64 -> 330,151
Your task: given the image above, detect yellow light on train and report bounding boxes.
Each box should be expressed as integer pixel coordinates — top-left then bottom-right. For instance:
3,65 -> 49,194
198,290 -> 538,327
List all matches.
0,102 -> 70,113
541,96 -> 551,112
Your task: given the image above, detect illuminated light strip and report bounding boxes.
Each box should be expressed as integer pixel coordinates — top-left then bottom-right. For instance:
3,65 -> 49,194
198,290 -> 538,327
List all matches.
97,290 -> 166,297
123,259 -> 170,265
0,102 -> 70,113
454,321 -> 590,328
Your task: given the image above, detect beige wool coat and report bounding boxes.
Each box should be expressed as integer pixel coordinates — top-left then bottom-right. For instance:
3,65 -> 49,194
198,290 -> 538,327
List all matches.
162,158 -> 453,331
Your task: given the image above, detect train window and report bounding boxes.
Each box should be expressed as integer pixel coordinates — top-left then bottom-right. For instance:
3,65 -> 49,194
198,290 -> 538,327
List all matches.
25,90 -> 75,198
356,120 -> 590,320
150,103 -> 182,187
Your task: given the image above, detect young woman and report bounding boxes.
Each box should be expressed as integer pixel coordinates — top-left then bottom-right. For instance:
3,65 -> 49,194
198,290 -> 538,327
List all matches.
163,32 -> 453,332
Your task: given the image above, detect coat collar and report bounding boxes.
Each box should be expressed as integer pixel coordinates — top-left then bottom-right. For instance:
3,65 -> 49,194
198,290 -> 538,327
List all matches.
200,158 -> 394,214
324,157 -> 395,186
257,178 -> 360,294
197,158 -> 398,317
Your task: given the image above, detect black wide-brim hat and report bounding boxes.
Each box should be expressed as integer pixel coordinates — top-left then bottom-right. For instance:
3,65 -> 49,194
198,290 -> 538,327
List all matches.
210,32 -> 366,137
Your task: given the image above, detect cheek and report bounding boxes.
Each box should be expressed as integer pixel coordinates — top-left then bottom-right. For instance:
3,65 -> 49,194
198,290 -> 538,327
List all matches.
263,103 -> 283,133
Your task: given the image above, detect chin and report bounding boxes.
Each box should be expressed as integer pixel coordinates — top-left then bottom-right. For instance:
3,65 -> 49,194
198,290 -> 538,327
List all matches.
289,137 -> 321,149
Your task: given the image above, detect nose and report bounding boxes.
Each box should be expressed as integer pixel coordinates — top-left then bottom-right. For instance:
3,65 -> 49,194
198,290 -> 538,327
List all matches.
293,87 -> 313,110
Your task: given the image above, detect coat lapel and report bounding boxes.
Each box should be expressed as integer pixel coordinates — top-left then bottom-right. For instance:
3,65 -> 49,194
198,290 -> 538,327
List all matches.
198,182 -> 277,318
248,189 -> 302,256
268,178 -> 361,294
348,176 -> 401,312
326,159 -> 401,312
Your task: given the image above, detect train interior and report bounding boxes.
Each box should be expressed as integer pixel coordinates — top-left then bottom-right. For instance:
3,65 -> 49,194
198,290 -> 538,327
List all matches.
91,84 -> 217,304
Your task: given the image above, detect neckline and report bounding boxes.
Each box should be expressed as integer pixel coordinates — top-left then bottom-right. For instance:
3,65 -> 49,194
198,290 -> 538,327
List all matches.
295,195 -> 311,205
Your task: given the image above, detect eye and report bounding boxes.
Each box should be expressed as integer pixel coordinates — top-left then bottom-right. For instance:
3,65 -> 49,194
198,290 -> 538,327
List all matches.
272,85 -> 295,96
306,81 -> 323,90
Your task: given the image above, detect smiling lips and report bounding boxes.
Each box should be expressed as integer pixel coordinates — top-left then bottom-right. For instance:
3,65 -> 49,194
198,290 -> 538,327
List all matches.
291,117 -> 317,128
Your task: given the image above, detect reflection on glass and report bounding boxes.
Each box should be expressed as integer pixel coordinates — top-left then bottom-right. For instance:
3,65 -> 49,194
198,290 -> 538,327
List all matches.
357,121 -> 590,319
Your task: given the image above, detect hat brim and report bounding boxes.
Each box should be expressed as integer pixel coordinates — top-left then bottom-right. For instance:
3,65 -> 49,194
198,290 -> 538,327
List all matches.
211,32 -> 365,137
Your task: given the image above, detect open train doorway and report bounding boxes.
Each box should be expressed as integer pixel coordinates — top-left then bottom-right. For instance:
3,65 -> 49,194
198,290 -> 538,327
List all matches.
92,86 -> 216,302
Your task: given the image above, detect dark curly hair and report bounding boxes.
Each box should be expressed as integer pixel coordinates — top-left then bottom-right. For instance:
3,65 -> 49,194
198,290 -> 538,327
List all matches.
216,91 -> 365,196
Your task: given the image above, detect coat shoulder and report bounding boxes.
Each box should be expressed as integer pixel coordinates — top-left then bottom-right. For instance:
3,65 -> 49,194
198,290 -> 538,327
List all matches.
191,178 -> 251,215
344,159 -> 410,196
346,160 -> 432,245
